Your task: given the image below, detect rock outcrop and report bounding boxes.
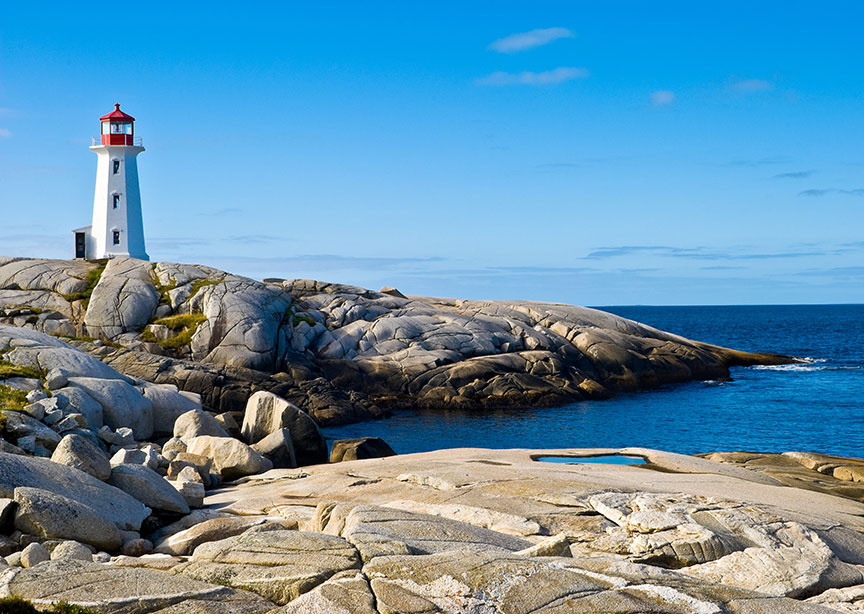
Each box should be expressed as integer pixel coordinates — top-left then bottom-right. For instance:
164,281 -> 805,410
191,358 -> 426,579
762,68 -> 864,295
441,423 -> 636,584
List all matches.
1,257 -> 792,426
0,447 -> 856,612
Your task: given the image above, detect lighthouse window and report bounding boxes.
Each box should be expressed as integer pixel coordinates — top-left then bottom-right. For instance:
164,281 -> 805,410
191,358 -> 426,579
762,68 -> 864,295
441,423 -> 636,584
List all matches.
113,231 -> 121,245
113,160 -> 120,174
113,194 -> 121,209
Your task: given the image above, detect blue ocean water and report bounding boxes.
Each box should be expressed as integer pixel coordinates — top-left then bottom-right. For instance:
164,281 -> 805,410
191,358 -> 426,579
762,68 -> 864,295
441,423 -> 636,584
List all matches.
321,305 -> 864,457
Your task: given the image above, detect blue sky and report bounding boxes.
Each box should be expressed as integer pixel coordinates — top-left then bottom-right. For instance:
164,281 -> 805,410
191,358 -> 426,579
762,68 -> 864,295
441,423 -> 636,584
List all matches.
1,1 -> 862,305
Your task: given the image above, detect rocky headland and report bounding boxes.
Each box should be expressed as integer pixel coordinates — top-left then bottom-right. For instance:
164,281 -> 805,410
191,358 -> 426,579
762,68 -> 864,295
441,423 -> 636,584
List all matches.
2,256 -> 861,612
0,256 -> 791,426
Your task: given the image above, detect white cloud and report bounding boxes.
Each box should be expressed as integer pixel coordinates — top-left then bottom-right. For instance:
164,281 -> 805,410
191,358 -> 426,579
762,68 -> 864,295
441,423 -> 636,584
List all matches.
730,78 -> 773,93
489,27 -> 574,53
476,67 -> 589,86
650,90 -> 675,106
0,128 -> 11,138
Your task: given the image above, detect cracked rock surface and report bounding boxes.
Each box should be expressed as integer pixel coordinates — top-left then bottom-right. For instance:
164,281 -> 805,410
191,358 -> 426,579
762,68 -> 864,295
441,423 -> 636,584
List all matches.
1,257 -> 791,426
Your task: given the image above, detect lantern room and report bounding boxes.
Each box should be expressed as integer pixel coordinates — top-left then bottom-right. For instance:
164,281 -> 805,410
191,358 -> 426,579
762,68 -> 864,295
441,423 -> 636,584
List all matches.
100,103 -> 135,145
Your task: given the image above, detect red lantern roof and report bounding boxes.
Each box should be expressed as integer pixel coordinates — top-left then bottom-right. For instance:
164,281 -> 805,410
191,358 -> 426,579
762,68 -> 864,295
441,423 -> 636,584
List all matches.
100,103 -> 135,122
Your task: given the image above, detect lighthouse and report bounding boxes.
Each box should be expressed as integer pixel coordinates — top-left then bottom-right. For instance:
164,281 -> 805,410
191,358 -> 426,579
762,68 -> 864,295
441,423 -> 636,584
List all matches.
73,104 -> 149,261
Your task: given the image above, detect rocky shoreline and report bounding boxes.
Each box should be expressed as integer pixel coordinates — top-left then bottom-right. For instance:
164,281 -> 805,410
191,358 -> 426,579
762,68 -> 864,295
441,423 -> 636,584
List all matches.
0,256 -> 793,426
3,256 -> 857,612
0,444 -> 863,612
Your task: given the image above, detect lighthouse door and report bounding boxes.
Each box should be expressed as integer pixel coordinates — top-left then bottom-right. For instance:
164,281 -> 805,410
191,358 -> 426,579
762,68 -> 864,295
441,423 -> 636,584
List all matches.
74,232 -> 86,259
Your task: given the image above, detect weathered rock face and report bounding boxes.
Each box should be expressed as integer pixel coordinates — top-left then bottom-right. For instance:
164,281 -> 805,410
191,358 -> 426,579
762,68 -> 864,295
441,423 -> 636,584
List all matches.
2,258 -> 791,429
13,486 -> 123,551
0,451 -> 150,532
84,257 -> 160,339
174,527 -> 361,605
0,559 -> 274,612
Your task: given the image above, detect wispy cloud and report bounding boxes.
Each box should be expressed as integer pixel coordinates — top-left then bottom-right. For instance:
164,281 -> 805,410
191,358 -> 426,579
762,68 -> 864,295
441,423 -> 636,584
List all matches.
214,207 -> 242,216
0,128 -> 10,138
489,27 -> 574,53
774,170 -> 815,179
476,67 -> 589,86
730,78 -> 774,93
722,157 -> 791,168
650,90 -> 675,107
799,188 -> 864,197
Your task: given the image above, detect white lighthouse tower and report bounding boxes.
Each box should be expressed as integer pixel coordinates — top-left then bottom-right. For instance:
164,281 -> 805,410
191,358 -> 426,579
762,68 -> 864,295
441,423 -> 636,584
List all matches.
73,103 -> 149,260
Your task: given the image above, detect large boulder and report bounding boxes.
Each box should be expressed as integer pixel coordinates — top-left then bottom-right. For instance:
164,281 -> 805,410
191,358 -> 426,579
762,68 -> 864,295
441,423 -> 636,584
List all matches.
84,257 -> 160,339
50,433 -> 111,481
185,436 -> 272,480
0,450 -> 149,531
51,386 -> 103,429
0,559 -> 275,612
329,437 -> 395,463
174,409 -> 230,442
242,391 -> 327,466
142,383 -> 202,435
13,486 -> 123,551
108,464 -> 190,515
68,376 -> 153,440
251,428 -> 297,469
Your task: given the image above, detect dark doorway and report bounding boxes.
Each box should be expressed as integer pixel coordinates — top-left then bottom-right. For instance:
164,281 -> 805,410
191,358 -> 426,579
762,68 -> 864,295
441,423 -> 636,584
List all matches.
75,232 -> 86,259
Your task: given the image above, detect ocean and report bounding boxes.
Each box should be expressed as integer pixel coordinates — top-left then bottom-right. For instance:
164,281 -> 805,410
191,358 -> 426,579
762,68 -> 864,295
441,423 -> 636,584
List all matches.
320,304 -> 864,457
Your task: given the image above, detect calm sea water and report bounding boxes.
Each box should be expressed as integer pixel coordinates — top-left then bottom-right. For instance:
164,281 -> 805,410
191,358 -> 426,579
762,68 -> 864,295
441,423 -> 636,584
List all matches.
321,305 -> 864,457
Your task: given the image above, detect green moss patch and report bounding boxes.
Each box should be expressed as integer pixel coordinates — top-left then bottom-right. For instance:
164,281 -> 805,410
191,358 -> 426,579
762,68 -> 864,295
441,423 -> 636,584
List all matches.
189,276 -> 223,298
62,262 -> 107,307
0,361 -> 44,381
0,384 -> 28,410
142,313 -> 207,350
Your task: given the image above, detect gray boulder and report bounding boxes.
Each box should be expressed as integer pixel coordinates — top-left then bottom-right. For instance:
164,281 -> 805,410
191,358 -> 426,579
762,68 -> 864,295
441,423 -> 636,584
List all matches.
242,391 -> 327,466
251,428 -> 297,468
110,446 -> 159,471
20,542 -> 49,568
1,411 -> 61,451
50,540 -> 93,562
142,383 -> 202,435
44,367 -> 69,390
68,376 -> 153,440
107,464 -> 190,515
13,487 -> 122,551
174,409 -> 229,442
185,436 -> 272,480
52,386 -> 103,429
50,434 -> 111,481
329,437 -> 396,463
0,451 -> 149,531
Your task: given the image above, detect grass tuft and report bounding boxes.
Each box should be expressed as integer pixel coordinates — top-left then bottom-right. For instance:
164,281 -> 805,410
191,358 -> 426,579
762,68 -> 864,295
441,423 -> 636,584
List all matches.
189,277 -> 223,297
62,262 -> 107,307
0,361 -> 44,381
142,313 -> 207,349
0,384 -> 28,410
